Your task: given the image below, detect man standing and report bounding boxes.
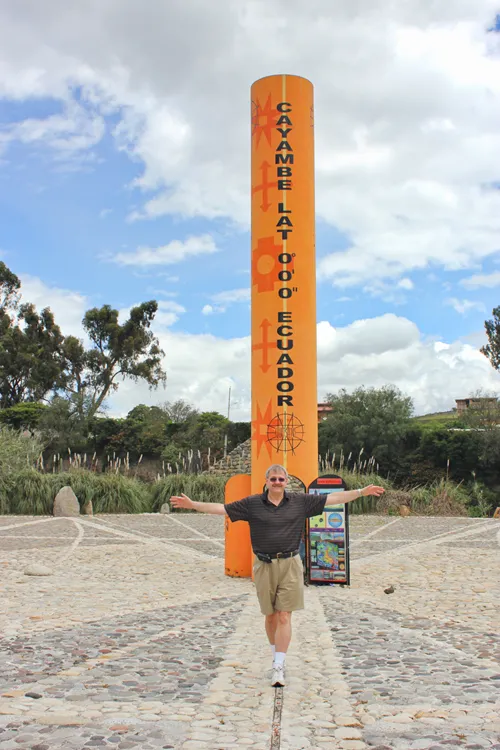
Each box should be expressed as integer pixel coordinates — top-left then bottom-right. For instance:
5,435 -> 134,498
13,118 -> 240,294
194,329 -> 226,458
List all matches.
170,464 -> 384,687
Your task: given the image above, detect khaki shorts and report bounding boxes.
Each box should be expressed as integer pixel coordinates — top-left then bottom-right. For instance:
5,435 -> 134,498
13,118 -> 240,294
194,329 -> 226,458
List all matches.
253,554 -> 304,615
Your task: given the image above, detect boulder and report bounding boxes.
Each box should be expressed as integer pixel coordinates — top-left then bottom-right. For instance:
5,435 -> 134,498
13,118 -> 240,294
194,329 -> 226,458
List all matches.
399,505 -> 411,517
493,507 -> 500,519
160,502 -> 170,514
53,486 -> 80,517
83,500 -> 93,516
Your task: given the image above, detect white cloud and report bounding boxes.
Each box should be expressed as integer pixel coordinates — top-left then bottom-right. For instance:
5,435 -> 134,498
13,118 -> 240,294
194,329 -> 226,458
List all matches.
1,101 -> 105,165
445,297 -> 486,314
461,271 -> 500,288
201,287 -> 250,315
19,275 -> 88,338
0,1 -> 499,282
118,299 -> 186,330
111,235 -> 219,267
211,288 -> 250,305
153,300 -> 186,329
14,274 -> 500,419
108,311 -> 500,419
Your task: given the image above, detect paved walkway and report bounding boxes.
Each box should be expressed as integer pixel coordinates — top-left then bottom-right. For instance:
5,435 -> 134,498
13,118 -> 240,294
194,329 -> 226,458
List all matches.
0,513 -> 499,750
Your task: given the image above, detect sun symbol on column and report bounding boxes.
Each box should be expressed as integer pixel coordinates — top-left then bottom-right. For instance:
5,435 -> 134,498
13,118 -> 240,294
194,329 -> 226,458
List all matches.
267,413 -> 306,454
251,95 -> 279,148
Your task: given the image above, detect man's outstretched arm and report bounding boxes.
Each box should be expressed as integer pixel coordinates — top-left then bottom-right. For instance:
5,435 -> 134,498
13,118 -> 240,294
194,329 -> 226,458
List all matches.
327,484 -> 385,505
170,493 -> 226,515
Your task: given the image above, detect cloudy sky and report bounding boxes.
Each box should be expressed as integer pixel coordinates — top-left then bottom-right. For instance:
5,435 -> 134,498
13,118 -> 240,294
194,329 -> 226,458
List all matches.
1,0 -> 500,420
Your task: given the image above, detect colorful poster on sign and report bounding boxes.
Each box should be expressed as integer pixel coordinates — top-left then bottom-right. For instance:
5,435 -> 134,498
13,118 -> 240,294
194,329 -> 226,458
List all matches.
306,475 -> 350,585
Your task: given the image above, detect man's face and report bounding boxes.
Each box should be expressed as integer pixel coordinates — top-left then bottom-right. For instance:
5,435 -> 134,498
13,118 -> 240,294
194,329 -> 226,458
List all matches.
266,470 -> 288,492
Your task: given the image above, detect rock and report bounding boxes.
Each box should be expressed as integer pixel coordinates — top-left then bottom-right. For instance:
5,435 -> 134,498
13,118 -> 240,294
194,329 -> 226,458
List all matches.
399,505 -> 411,517
493,507 -> 500,519
160,503 -> 171,514
24,564 -> 52,576
384,585 -> 395,594
25,692 -> 43,699
83,499 -> 93,515
37,715 -> 86,726
53,486 -> 80,517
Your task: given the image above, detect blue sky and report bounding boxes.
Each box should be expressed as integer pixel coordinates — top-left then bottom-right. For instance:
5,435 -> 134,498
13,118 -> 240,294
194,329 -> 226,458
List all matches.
1,1 -> 500,419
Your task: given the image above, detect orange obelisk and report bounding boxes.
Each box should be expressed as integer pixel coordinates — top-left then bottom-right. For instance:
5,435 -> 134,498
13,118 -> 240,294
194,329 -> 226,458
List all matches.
250,74 -> 317,493
225,74 -> 317,577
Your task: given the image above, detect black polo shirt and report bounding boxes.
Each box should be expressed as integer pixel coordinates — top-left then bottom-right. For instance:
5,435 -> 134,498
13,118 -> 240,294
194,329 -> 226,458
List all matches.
224,490 -> 327,555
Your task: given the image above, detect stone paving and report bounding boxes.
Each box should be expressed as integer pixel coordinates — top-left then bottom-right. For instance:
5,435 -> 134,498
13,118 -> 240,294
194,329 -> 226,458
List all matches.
0,512 -> 499,750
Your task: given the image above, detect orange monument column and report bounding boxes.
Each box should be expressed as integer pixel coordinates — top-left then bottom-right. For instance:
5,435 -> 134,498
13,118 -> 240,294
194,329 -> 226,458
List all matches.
225,74 -> 317,577
250,74 -> 317,493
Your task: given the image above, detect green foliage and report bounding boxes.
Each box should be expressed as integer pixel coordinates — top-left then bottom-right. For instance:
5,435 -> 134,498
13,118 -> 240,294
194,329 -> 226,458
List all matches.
411,411 -> 457,429
320,467 -> 393,514
319,386 -> 413,466
407,479 -> 469,516
457,390 -> 500,430
47,469 -> 102,510
38,396 -> 91,453
481,306 -> 500,370
0,425 -> 44,474
0,261 -> 21,312
0,303 -> 65,407
465,477 -> 497,517
88,473 -> 151,514
227,421 -> 251,448
151,473 -> 227,512
415,426 -> 482,483
9,469 -> 53,515
0,402 -> 48,431
62,301 -> 167,422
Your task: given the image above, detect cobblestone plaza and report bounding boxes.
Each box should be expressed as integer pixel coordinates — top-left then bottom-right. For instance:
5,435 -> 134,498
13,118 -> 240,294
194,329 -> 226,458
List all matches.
0,513 -> 499,749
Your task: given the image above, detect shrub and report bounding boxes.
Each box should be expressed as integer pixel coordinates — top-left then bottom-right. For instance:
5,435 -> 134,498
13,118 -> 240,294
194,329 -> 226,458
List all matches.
320,467 -> 393,514
0,425 -> 44,475
151,473 -> 227,512
47,470 -> 102,511
92,473 -> 150,514
9,469 -> 53,515
376,489 -> 414,515
404,478 -> 468,516
465,479 -> 497,517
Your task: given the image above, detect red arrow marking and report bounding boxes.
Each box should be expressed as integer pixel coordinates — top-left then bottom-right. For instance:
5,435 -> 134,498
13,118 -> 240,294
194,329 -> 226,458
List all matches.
252,318 -> 277,373
252,160 -> 277,212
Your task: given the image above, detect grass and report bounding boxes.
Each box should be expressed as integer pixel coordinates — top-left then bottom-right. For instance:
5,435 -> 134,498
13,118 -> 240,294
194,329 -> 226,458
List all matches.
319,466 -> 393,514
151,473 -> 227,512
411,411 -> 457,425
0,425 -> 44,474
9,469 -> 53,515
4,468 -> 150,515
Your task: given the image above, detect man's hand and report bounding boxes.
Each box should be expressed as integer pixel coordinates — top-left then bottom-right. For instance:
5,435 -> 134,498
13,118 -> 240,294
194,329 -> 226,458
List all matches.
362,485 -> 385,497
170,493 -> 194,510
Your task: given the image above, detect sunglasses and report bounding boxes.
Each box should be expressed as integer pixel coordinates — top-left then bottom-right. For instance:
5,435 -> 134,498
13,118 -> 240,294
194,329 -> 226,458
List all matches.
269,477 -> 286,482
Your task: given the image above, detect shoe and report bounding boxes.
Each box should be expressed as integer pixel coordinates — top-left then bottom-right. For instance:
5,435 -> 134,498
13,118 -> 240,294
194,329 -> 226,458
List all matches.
271,664 -> 285,687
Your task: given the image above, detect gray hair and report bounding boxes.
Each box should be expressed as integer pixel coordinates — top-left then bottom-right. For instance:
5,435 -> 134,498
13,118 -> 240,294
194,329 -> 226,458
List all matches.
265,464 -> 288,479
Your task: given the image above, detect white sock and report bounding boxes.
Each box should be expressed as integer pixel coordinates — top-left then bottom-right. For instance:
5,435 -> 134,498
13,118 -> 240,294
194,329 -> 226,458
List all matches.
274,651 -> 286,667
271,645 -> 276,659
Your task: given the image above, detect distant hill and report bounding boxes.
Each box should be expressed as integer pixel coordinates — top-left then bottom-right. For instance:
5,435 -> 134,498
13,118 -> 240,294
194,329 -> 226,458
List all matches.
412,410 -> 457,425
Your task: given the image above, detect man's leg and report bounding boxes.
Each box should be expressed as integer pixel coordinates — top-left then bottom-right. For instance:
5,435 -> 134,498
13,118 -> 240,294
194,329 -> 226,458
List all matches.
265,612 -> 278,661
265,612 -> 278,646
271,611 -> 291,687
274,610 -> 292,654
